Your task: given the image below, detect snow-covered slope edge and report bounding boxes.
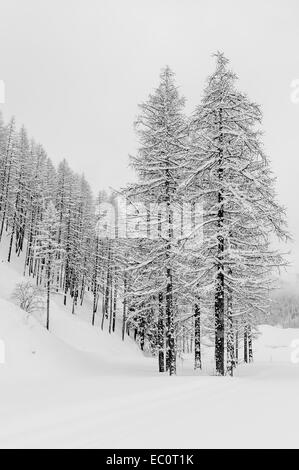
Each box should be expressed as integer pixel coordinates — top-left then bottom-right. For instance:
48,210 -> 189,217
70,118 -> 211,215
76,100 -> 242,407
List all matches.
0,298 -> 104,381
0,239 -> 152,382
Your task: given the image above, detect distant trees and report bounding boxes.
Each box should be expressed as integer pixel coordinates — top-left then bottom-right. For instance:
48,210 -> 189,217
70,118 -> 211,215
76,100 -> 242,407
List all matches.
54,161 -> 94,313
0,112 -> 96,329
0,117 -> 17,242
265,289 -> 299,328
7,126 -> 30,262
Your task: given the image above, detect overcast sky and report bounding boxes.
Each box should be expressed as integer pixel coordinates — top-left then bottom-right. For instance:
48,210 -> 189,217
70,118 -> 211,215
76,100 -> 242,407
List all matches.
0,0 -> 298,272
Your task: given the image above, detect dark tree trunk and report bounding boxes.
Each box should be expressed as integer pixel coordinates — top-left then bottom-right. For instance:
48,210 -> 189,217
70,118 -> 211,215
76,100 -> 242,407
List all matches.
235,322 -> 239,366
92,237 -> 99,326
226,280 -> 235,376
101,285 -> 107,331
112,272 -> 117,333
102,244 -> 112,329
63,208 -> 72,306
194,299 -> 202,370
158,292 -> 165,372
244,323 -> 248,363
7,213 -> 16,262
46,261 -> 51,331
215,255 -> 225,374
139,318 -> 145,351
92,283 -> 98,326
166,266 -> 175,375
248,325 -> 253,362
108,275 -> 113,334
122,274 -> 127,341
165,193 -> 175,375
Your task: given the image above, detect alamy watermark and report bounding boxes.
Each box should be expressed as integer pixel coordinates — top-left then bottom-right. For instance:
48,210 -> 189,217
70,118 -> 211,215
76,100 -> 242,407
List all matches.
95,196 -> 204,241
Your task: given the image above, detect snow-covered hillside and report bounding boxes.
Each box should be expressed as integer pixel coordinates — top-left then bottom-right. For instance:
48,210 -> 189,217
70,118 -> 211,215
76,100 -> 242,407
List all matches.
0,242 -> 299,449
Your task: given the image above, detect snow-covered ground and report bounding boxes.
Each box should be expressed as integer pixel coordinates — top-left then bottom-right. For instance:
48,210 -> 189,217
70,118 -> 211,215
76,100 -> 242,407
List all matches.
0,239 -> 299,449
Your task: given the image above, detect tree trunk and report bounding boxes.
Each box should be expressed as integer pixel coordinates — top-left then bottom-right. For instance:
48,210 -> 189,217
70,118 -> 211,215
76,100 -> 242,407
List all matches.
194,299 -> 202,370
158,292 -> 165,372
244,323 -> 248,363
92,282 -> 97,326
122,274 -> 127,341
139,318 -> 145,351
101,287 -> 106,330
46,261 -> 51,331
7,213 -> 16,262
112,272 -> 117,333
165,185 -> 176,375
108,275 -> 113,334
166,266 -> 175,375
248,325 -> 253,362
226,281 -> 235,376
235,322 -> 239,366
92,237 -> 99,325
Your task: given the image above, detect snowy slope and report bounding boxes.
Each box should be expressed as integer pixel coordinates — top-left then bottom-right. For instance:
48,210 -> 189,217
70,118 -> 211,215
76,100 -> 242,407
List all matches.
0,241 -> 299,448
0,298 -> 107,380
0,237 -> 149,376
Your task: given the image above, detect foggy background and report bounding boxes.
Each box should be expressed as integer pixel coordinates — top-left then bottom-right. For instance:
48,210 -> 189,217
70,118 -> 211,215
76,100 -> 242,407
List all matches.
0,0 -> 298,274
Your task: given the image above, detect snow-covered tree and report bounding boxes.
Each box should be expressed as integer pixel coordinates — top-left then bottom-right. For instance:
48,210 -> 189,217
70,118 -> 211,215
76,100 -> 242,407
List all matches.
184,52 -> 288,375
125,66 -> 189,375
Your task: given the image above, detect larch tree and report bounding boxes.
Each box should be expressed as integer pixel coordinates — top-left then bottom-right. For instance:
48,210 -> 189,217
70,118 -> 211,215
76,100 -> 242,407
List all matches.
126,66 -> 189,375
184,52 -> 288,375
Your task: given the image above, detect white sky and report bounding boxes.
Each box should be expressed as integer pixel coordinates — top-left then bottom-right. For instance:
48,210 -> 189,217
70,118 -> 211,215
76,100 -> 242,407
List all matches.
0,0 -> 298,272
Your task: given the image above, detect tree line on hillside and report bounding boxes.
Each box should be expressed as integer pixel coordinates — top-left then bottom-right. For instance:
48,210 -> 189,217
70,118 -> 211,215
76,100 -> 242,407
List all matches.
0,52 -> 288,376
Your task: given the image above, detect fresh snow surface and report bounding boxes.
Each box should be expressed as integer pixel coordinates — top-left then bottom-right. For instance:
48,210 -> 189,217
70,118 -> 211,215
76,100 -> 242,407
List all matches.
0,239 -> 299,449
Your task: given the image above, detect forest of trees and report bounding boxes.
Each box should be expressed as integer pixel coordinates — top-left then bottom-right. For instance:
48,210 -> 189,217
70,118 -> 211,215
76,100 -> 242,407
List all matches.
261,288 -> 299,328
0,53 -> 288,376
